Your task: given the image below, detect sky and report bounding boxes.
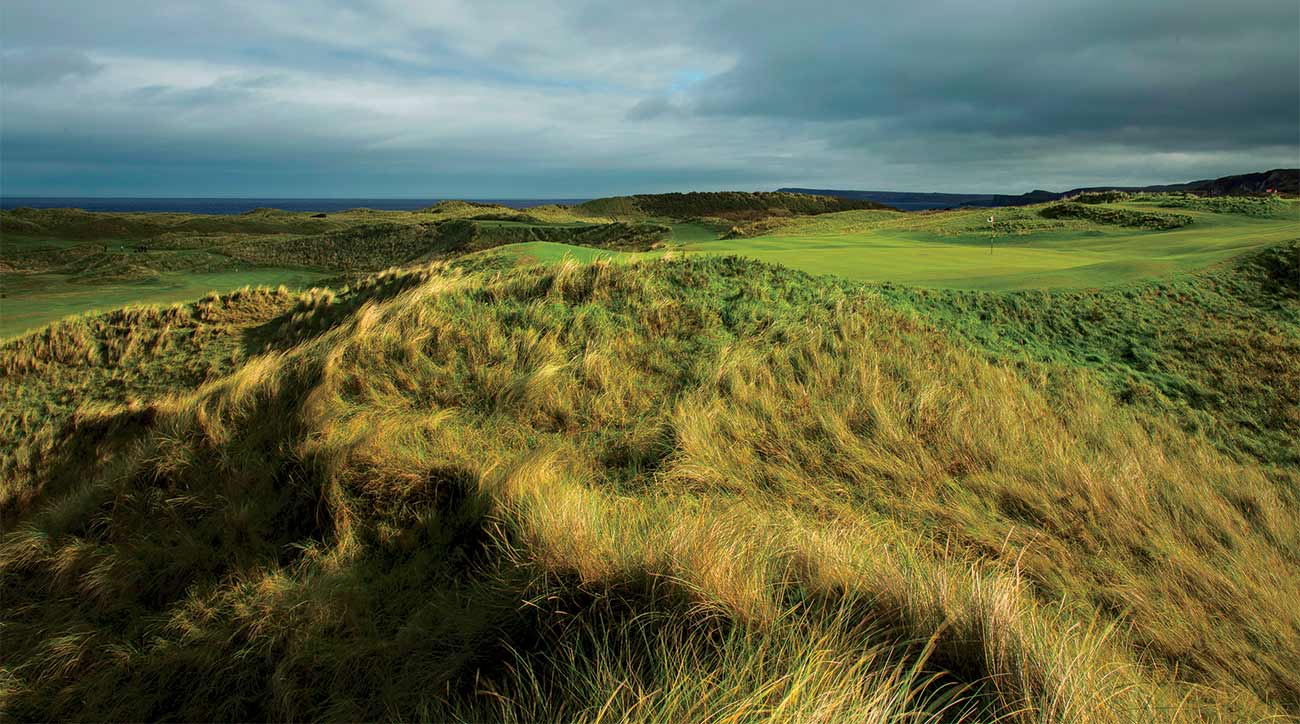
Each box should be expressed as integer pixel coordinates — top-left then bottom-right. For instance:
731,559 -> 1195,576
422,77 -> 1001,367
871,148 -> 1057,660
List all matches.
3,0 -> 1298,197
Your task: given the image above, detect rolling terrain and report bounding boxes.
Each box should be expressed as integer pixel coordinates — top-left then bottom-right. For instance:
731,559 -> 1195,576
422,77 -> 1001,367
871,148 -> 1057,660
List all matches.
670,199 -> 1297,289
2,188 -> 1299,721
783,168 -> 1300,210
0,203 -> 668,337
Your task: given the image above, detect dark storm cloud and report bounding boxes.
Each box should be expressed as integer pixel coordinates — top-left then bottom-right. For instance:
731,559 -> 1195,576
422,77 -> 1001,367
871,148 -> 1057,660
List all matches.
675,0 -> 1299,146
1,0 -> 1296,196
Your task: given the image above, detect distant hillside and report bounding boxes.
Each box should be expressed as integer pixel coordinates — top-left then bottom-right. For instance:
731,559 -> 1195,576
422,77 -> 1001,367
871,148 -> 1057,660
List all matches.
576,191 -> 894,220
776,189 -> 1058,211
783,168 -> 1299,210
1193,168 -> 1299,196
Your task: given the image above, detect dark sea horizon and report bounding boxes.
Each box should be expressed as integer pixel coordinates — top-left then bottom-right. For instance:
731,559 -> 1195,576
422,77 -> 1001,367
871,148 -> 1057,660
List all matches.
0,197 -> 592,214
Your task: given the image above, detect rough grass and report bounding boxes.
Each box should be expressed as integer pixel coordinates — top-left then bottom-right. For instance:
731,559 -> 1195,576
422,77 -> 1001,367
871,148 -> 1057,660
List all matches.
576,191 -> 894,221
3,252 -> 1299,721
0,206 -> 340,241
219,222 -> 452,271
1039,202 -> 1192,229
1,207 -> 669,335
725,206 -> 1078,239
879,242 -> 1300,470
1129,193 -> 1292,216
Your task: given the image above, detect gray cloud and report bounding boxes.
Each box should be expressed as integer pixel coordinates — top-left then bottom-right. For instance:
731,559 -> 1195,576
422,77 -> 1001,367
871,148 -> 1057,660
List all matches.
1,0 -> 1296,196
3,48 -> 103,87
683,1 -> 1298,144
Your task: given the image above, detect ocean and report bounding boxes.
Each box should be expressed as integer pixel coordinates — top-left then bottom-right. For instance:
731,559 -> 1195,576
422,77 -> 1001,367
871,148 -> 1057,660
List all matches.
0,197 -> 591,214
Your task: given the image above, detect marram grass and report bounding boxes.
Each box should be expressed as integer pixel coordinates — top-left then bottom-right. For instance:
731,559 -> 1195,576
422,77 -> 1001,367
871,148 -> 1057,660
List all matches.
2,252 -> 1298,721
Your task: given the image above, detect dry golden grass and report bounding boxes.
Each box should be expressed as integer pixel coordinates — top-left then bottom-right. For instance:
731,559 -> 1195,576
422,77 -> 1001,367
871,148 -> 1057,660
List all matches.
2,255 -> 1296,721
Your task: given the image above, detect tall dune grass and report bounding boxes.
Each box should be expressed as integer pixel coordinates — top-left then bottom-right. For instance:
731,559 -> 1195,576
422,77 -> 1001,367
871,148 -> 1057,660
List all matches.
2,255 -> 1297,721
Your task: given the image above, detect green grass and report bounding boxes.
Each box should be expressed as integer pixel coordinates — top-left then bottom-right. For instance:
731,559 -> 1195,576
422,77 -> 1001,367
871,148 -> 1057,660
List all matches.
1,268 -> 328,339
474,240 -> 631,265
2,194 -> 1298,721
1128,193 -> 1292,216
669,200 -> 1299,290
473,198 -> 1297,291
1,206 -> 669,337
1038,201 -> 1193,229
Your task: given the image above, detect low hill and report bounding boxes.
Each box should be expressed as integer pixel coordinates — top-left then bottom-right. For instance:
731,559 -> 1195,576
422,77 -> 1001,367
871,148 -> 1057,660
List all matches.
575,191 -> 894,220
0,206 -> 672,336
0,206 -> 341,241
778,188 -> 1056,211
217,220 -> 669,272
1193,168 -> 1299,196
2,243 -> 1298,721
782,168 -> 1300,210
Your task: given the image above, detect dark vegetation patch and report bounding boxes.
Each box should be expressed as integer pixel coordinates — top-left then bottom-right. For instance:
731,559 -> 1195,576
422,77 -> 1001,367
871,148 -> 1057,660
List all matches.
459,219 -> 670,250
1,206 -> 671,289
1,206 -> 338,241
219,220 -> 670,272
1039,202 -> 1192,229
1064,191 -> 1292,216
1069,191 -> 1130,204
1135,193 -> 1293,216
220,222 -> 448,271
577,190 -> 895,221
420,199 -> 506,214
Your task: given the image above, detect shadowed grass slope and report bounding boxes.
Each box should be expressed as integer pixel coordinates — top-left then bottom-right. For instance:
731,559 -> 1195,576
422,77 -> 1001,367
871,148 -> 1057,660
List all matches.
2,255 -> 1299,721
1038,203 -> 1192,229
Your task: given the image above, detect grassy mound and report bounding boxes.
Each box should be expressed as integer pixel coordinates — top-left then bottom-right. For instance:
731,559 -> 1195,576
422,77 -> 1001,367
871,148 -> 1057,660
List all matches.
225,219 -> 668,271
576,191 -> 894,221
3,254 -> 1299,721
1039,202 -> 1192,229
0,207 -> 338,241
220,223 -> 450,271
1134,193 -> 1293,216
1065,191 -> 1293,215
1070,191 -> 1130,204
459,220 -> 671,250
64,250 -> 243,283
1,208 -> 679,336
725,206 -> 1080,240
883,242 -> 1300,469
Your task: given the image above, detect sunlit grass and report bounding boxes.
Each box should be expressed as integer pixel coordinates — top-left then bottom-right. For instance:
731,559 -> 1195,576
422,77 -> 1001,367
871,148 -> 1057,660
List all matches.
2,247 -> 1297,720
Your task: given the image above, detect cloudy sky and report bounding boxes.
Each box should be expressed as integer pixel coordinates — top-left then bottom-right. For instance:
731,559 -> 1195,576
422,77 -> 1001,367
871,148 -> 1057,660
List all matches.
3,0 -> 1298,197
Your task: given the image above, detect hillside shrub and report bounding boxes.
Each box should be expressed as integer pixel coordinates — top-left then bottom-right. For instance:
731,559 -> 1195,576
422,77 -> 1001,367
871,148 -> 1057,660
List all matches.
1071,191 -> 1129,204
